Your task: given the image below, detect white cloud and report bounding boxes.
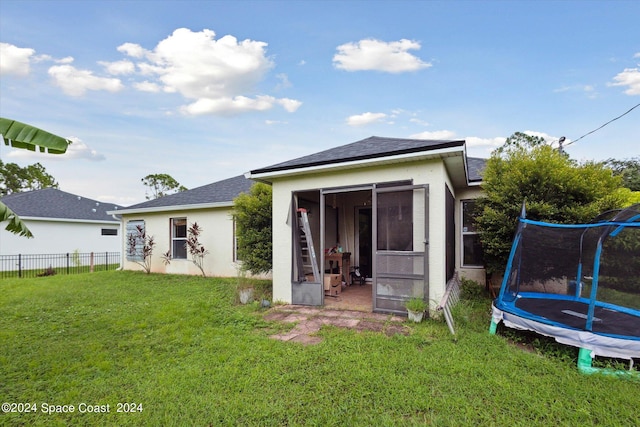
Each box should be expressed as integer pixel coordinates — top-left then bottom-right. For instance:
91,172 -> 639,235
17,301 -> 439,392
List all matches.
117,28 -> 300,115
465,136 -> 506,150
409,130 -> 457,140
117,42 -> 147,58
275,73 -> 291,90
99,59 -> 135,75
409,117 -> 430,126
48,64 -> 124,96
181,95 -> 277,115
277,98 -> 302,112
134,80 -> 162,92
346,112 -> 387,126
0,42 -> 35,76
55,56 -> 74,64
64,137 -> 106,160
609,68 -> 640,95
553,84 -> 597,99
634,52 -> 640,59
333,38 -> 431,73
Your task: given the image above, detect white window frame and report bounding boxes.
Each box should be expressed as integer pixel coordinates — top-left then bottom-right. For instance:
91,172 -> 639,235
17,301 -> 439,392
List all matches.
171,217 -> 188,259
461,200 -> 483,268
233,219 -> 239,263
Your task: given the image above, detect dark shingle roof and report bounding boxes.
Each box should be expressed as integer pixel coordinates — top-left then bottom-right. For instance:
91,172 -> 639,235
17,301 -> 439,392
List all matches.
250,136 -> 465,175
467,157 -> 487,182
1,188 -> 123,222
123,175 -> 253,210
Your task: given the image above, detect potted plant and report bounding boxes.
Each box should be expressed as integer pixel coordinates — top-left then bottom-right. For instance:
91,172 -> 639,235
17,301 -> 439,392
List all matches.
405,297 -> 427,323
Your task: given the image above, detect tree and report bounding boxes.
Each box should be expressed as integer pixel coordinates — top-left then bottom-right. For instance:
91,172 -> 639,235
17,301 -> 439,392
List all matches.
186,222 -> 210,277
475,132 -> 626,274
141,173 -> 187,200
232,183 -> 272,275
0,160 -> 58,196
604,157 -> 640,191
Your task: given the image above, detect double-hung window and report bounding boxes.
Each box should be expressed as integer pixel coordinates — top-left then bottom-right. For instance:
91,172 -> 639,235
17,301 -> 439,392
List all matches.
461,200 -> 483,267
171,218 -> 187,259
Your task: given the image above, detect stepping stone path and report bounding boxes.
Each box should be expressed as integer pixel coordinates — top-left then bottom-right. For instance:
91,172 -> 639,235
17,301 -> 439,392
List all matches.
264,305 -> 409,345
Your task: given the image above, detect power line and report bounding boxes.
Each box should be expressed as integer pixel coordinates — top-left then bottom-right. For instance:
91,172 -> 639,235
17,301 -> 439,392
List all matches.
564,102 -> 640,147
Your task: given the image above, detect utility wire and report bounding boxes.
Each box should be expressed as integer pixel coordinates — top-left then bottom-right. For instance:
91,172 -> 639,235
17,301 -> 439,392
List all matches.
564,102 -> 640,147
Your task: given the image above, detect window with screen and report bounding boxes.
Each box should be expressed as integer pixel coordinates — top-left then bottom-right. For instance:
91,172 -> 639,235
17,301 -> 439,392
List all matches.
462,200 -> 483,267
171,218 -> 187,259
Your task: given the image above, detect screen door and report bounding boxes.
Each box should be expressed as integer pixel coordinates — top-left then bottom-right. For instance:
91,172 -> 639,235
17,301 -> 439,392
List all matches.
372,184 -> 429,314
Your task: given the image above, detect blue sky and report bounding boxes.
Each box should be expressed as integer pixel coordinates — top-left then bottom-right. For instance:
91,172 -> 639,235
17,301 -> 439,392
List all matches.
1,0 -> 638,206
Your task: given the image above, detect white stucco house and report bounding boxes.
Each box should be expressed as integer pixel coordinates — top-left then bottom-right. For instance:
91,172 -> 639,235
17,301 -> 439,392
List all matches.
246,136 -> 486,314
110,136 -> 486,316
108,175 -> 254,277
0,188 -> 123,256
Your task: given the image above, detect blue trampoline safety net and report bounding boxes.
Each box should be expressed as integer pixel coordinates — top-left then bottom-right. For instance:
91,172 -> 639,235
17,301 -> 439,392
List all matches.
495,204 -> 640,340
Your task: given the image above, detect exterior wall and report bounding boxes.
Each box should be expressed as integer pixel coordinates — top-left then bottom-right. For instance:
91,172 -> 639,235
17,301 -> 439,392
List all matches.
120,207 -> 245,278
270,159 -> 450,307
455,186 -> 486,286
0,219 -> 120,255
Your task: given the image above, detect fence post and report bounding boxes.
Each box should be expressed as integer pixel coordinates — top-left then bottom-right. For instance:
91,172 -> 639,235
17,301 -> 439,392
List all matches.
105,252 -> 108,271
90,252 -> 94,273
18,253 -> 22,278
66,253 -> 70,275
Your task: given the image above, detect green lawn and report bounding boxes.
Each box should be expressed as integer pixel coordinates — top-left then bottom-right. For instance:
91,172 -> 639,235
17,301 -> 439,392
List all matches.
1,272 -> 638,426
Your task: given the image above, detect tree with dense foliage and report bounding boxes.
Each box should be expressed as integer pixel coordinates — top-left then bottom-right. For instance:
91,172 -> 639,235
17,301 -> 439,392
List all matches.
604,157 -> 640,191
0,160 -> 58,196
232,183 -> 272,275
475,132 -> 627,274
141,173 -> 187,200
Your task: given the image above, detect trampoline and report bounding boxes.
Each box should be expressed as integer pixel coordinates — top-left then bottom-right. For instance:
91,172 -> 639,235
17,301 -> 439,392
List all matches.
490,204 -> 640,376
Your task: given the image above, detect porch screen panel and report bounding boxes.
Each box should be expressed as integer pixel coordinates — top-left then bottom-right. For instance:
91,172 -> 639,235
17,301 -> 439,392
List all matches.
373,185 -> 428,315
376,190 -> 413,251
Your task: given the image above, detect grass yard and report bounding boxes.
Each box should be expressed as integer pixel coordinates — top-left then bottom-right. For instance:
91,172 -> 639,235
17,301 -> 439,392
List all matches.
1,271 -> 638,426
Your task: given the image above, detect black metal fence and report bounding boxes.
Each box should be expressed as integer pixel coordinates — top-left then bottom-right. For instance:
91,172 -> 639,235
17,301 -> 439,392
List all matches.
0,252 -> 121,279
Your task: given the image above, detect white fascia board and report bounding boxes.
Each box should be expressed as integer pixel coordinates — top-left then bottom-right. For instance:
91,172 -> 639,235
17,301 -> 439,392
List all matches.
17,217 -> 120,225
108,201 -> 234,216
247,146 -> 465,182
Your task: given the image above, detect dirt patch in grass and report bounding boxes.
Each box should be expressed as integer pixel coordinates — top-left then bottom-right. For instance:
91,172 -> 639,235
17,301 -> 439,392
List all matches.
264,307 -> 409,344
355,320 -> 384,333
384,323 -> 410,337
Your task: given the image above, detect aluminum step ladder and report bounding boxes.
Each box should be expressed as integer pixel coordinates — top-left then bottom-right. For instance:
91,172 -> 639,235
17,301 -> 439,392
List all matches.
296,208 -> 320,282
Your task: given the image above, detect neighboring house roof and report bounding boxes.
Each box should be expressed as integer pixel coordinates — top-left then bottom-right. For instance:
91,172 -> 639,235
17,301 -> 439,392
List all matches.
467,157 -> 487,183
111,175 -> 253,215
248,136 -> 486,187
1,188 -> 122,223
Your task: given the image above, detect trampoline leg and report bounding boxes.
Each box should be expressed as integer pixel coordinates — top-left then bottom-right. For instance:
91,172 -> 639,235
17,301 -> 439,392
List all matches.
577,348 -> 640,380
577,348 -> 595,374
489,320 -> 498,335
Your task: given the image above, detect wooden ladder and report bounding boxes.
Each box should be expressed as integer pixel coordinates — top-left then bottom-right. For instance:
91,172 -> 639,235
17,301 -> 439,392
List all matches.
296,208 -> 320,282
